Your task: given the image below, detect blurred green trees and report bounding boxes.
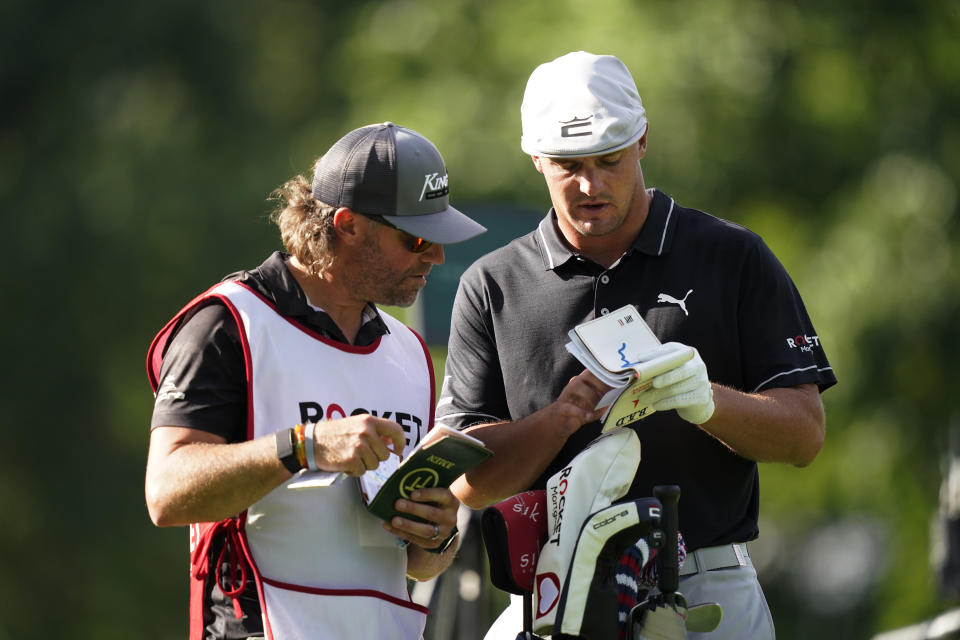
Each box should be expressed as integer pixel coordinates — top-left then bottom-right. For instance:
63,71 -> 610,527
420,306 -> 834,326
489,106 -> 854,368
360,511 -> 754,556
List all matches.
1,0 -> 957,637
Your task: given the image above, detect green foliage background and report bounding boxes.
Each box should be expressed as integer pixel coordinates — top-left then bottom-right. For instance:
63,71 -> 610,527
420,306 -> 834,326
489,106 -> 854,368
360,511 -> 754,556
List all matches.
2,0 -> 957,637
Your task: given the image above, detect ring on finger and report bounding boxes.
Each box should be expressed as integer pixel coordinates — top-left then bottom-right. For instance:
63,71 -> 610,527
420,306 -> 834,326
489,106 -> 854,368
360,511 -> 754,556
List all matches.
430,524 -> 440,541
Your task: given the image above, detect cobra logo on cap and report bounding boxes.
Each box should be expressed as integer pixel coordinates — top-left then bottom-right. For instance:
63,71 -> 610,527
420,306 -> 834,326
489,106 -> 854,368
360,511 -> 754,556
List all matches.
559,115 -> 593,138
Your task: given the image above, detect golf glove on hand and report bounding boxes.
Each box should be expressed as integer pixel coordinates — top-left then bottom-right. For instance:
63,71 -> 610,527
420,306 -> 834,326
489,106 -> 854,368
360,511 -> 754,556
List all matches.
635,343 -> 715,425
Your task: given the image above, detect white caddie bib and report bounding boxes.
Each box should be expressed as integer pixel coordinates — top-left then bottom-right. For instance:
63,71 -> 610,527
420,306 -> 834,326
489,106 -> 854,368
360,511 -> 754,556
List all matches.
214,281 -> 433,640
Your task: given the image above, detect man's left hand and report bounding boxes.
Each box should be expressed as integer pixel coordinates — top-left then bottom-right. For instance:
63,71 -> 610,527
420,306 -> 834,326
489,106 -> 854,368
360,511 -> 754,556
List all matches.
383,487 -> 460,550
635,342 -> 715,425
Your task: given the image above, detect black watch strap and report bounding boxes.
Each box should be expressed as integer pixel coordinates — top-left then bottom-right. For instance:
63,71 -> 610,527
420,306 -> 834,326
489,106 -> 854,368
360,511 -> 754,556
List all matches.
275,428 -> 302,474
425,526 -> 459,554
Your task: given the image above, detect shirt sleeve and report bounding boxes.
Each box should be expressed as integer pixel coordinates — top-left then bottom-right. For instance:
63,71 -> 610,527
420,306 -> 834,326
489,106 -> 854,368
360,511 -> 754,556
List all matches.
149,302 -> 247,442
737,239 -> 837,393
436,271 -> 512,430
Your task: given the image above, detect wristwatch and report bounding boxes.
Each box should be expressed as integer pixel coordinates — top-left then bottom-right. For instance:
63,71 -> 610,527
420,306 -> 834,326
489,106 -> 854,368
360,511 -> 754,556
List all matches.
275,428 -> 302,474
425,526 -> 459,554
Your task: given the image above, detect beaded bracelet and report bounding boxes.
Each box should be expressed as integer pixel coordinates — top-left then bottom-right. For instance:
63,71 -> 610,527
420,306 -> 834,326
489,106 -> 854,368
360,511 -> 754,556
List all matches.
293,423 -> 308,470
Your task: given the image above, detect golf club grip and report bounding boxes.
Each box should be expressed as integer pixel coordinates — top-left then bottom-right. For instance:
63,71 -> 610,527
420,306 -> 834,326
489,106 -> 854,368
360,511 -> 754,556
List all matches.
653,485 -> 681,594
523,592 -> 532,635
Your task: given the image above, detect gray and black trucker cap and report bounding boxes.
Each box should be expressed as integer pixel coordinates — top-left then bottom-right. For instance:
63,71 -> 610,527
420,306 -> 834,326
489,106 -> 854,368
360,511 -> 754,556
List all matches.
312,122 -> 486,244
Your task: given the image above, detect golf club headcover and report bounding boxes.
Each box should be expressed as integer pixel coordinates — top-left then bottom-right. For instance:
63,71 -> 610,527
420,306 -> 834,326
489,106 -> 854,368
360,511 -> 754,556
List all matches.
480,490 -> 548,595
551,498 -> 662,640
630,600 -> 689,640
616,532 -> 688,639
533,427 -> 642,634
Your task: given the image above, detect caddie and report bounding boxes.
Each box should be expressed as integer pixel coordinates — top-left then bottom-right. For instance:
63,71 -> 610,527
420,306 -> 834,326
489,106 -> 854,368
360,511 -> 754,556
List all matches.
145,122 -> 485,639
440,51 -> 836,639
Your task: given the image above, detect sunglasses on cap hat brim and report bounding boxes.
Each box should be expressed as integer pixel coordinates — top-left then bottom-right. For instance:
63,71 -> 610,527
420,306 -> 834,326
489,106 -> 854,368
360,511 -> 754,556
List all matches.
357,212 -> 434,254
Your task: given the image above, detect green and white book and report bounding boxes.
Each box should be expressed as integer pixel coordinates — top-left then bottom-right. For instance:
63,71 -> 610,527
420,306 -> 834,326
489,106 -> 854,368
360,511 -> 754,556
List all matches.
360,425 -> 493,523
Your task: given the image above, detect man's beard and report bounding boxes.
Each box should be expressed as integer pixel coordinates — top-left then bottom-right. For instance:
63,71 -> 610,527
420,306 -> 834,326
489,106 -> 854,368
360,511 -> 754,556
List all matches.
343,233 -> 424,308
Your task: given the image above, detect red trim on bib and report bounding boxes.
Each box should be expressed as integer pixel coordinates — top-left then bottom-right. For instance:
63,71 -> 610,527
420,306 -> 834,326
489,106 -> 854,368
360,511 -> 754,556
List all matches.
259,576 -> 430,615
409,327 -> 436,433
233,282 -> 382,354
146,284 -> 222,391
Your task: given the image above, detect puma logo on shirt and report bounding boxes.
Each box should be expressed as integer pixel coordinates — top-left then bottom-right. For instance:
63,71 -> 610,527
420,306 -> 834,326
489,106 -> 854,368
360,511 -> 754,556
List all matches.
657,289 -> 693,316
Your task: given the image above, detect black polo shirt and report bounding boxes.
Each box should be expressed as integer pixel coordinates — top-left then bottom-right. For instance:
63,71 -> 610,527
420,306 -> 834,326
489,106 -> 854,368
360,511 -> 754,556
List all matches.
150,251 -> 390,443
437,189 -> 836,550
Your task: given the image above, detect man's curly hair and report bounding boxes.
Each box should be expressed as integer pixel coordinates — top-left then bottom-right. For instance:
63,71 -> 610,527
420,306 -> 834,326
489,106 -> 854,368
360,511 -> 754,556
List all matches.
269,164 -> 337,276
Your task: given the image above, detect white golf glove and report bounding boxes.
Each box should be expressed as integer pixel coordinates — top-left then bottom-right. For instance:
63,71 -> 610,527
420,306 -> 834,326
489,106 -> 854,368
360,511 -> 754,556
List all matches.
634,342 -> 715,425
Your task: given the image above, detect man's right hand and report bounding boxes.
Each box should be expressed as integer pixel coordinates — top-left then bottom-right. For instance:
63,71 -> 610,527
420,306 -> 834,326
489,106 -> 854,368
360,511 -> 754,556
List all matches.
311,415 -> 407,477
451,369 -> 611,509
547,369 -> 611,437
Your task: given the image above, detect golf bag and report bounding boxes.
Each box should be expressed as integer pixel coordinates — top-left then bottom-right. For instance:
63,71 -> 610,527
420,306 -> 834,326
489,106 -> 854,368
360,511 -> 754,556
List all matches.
481,429 -> 721,640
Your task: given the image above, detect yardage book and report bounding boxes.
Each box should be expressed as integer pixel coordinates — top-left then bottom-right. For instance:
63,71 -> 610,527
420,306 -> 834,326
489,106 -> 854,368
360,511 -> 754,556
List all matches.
360,426 -> 493,523
565,305 -> 694,431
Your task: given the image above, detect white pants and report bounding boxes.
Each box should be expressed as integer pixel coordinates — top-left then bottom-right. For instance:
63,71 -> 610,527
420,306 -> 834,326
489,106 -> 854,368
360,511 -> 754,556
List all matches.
680,564 -> 775,640
482,565 -> 774,640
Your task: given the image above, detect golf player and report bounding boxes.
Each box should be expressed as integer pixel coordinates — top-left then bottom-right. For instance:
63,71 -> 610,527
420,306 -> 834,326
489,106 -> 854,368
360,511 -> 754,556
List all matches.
439,51 -> 836,639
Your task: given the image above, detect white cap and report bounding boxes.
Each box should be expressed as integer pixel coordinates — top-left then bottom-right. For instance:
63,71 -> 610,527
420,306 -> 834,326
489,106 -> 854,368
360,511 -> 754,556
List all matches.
520,51 -> 648,158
